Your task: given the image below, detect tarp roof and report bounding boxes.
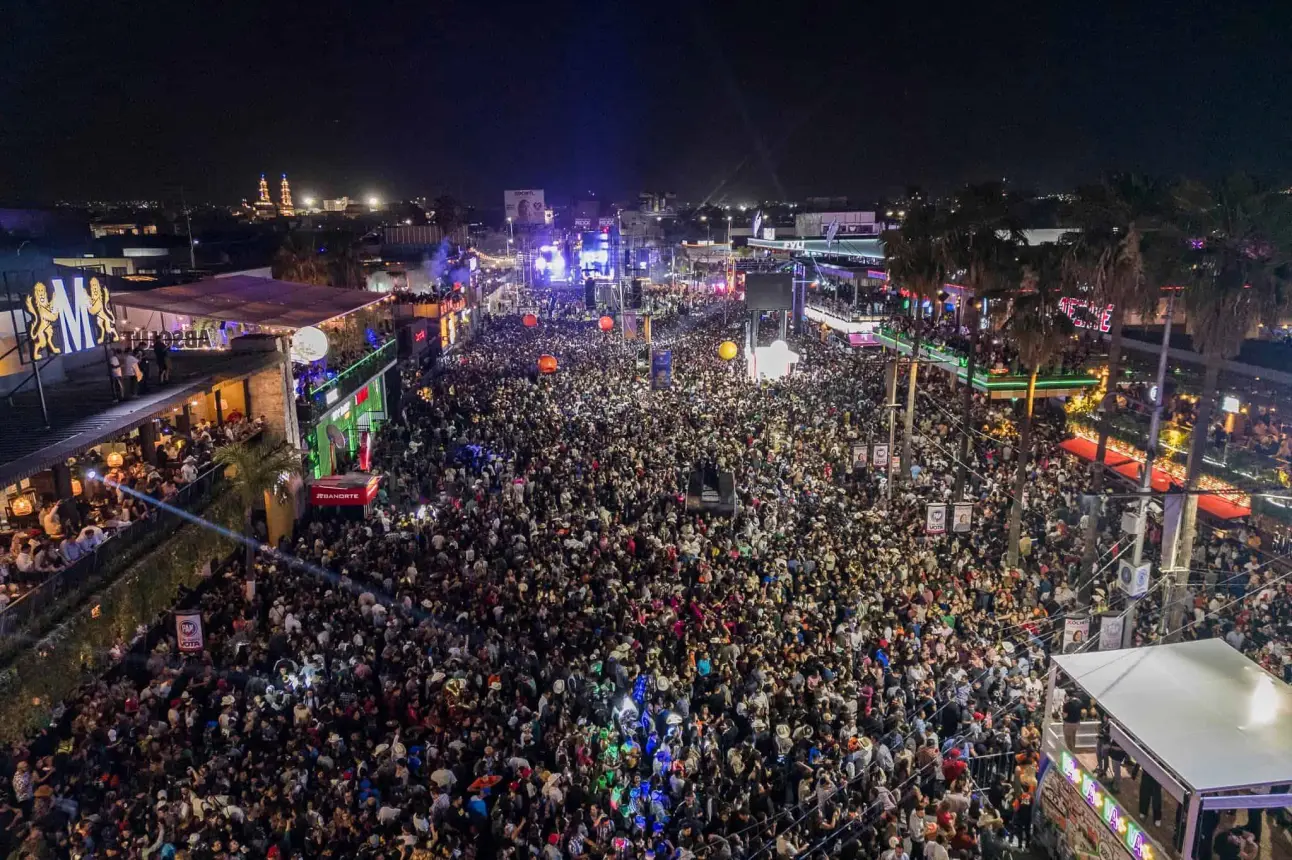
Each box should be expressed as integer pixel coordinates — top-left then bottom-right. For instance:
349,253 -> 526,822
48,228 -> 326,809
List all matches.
110,275 -> 388,330
1053,640 -> 1292,793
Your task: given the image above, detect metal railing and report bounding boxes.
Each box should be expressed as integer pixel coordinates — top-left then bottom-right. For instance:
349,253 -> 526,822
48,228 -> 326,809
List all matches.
0,434 -> 260,642
300,340 -> 396,424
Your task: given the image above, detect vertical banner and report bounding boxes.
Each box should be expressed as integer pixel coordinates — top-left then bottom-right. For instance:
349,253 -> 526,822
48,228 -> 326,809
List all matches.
872,443 -> 890,468
623,313 -> 639,341
952,503 -> 973,533
1062,617 -> 1090,653
1160,493 -> 1184,573
176,611 -> 204,652
1098,614 -> 1125,651
651,349 -> 673,390
358,430 -> 372,471
925,503 -> 948,535
851,445 -> 868,468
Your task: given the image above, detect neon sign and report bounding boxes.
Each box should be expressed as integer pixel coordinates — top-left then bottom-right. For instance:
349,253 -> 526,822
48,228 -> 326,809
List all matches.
24,276 -> 118,359
1059,297 -> 1115,333
1060,751 -> 1156,860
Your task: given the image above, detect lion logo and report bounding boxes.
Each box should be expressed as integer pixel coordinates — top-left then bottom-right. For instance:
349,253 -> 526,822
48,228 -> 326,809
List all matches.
86,277 -> 117,343
24,282 -> 60,360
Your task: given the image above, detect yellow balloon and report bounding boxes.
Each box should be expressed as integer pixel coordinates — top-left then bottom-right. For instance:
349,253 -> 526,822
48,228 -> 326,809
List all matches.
718,340 -> 739,361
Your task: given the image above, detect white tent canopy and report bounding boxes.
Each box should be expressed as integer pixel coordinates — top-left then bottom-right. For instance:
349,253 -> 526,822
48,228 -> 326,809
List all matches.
1053,640 -> 1292,794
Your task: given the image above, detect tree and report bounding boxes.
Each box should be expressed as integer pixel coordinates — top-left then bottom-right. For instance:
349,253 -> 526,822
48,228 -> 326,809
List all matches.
327,242 -> 367,289
214,441 -> 300,581
272,236 -> 330,286
1005,245 -> 1077,567
942,183 -> 1025,500
1071,174 -> 1171,600
1164,175 -> 1292,634
882,203 -> 948,479
432,195 -> 467,236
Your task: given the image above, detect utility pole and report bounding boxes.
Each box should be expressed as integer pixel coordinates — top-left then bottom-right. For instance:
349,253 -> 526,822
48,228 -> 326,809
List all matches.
1127,290 -> 1175,644
182,187 -> 196,270
885,356 -> 898,504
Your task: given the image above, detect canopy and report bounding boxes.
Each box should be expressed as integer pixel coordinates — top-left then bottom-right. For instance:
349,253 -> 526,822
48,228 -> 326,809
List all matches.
111,275 -> 388,330
1053,640 -> 1292,793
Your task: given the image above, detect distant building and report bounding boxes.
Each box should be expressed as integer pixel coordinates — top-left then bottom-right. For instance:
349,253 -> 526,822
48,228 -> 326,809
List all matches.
253,174 -> 277,220
278,175 -> 295,217
90,222 -> 158,239
638,192 -> 676,214
323,197 -> 350,212
794,211 -> 884,238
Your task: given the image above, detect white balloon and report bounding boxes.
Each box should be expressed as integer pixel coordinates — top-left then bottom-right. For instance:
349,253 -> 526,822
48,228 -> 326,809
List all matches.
291,326 -> 329,363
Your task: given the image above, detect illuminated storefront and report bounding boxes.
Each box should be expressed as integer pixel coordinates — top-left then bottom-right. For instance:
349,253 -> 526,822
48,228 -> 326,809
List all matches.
308,373 -> 387,478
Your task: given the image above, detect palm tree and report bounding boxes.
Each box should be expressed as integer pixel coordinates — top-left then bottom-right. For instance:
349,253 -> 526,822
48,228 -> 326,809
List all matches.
214,441 -> 300,580
1163,175 -> 1292,633
942,183 -> 1025,500
327,242 -> 367,289
882,204 -> 948,479
272,236 -> 330,286
1005,246 -> 1077,567
1071,175 -> 1171,598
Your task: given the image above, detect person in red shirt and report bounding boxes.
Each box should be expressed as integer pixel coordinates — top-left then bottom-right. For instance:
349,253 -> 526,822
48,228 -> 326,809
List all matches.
942,747 -> 968,783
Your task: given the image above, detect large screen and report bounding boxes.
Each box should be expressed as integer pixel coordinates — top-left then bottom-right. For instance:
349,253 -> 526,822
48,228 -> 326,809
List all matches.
743,272 -> 793,310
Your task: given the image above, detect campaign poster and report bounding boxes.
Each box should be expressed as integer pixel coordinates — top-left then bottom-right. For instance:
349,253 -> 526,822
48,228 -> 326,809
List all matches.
1098,614 -> 1125,651
1062,617 -> 1090,653
872,443 -> 890,468
926,503 -> 948,535
651,349 -> 673,390
176,611 -> 204,652
503,189 -> 546,225
852,445 -> 868,468
952,503 -> 973,533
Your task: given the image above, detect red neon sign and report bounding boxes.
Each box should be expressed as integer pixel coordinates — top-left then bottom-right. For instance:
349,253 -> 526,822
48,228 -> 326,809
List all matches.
414,329 -> 427,342
1059,297 -> 1114,333
354,385 -> 370,406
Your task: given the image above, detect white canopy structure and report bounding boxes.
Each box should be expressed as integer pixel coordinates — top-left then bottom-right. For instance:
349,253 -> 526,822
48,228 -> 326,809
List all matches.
1053,639 -> 1292,794
1044,640 -> 1292,860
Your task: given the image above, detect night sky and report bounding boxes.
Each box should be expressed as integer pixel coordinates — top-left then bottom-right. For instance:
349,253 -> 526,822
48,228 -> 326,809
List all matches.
3,0 -> 1290,207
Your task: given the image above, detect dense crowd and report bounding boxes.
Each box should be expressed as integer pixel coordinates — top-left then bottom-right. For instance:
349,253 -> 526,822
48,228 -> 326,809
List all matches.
0,304 -> 1288,860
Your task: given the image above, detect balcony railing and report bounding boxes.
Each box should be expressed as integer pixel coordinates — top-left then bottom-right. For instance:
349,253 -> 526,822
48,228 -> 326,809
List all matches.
300,340 -> 397,424
0,433 -> 261,645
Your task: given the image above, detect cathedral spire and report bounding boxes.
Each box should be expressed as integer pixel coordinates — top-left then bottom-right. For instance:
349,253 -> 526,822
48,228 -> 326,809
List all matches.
257,173 -> 271,204
279,174 -> 295,216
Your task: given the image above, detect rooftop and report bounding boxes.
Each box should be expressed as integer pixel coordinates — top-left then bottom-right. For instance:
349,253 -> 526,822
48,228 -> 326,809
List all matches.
1053,640 -> 1292,793
0,349 -> 280,488
110,275 -> 390,330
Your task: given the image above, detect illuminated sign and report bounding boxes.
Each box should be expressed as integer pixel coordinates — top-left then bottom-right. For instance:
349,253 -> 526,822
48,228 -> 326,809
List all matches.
1221,395 -> 1241,414
1059,297 -> 1115,333
1059,751 -> 1156,860
414,329 -> 427,343
354,385 -> 370,407
24,276 -> 118,359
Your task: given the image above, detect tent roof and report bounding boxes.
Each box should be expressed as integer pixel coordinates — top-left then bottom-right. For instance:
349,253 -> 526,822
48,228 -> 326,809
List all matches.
111,276 -> 388,330
1053,640 -> 1292,793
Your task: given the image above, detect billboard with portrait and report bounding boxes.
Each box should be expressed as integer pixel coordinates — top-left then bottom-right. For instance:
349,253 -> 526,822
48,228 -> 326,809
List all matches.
504,189 -> 546,225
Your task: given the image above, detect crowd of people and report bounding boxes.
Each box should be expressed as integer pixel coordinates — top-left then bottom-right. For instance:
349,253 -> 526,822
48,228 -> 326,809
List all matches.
0,418 -> 265,603
0,302 -> 1287,860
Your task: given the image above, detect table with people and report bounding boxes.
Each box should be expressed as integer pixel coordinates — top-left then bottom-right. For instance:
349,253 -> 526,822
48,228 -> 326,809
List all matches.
0,305 -> 1287,860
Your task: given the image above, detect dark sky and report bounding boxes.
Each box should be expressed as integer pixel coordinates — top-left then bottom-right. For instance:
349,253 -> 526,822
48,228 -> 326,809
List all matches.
2,0 -> 1290,208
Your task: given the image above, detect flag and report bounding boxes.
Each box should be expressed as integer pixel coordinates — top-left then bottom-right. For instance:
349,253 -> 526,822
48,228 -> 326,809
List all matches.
752,210 -> 763,238
825,220 -> 840,247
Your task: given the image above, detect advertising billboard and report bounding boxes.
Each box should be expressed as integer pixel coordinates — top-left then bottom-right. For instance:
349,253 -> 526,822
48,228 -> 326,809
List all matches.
504,189 -> 546,225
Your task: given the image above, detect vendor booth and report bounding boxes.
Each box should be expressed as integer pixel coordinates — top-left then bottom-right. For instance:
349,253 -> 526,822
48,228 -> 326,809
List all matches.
1041,640 -> 1292,860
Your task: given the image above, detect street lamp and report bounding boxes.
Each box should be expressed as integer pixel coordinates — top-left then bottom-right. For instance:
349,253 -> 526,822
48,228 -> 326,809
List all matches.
302,196 -> 316,209
367,196 -> 380,210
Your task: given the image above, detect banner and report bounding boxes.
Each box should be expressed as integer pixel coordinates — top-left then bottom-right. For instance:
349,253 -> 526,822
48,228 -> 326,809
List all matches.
925,503 -> 947,535
651,349 -> 673,390
1062,617 -> 1090,653
176,611 -> 204,652
952,503 -> 973,533
1098,614 -> 1125,651
872,443 -> 889,468
503,189 -> 546,225
1160,493 -> 1184,573
851,445 -> 868,468
825,219 -> 841,247
752,210 -> 763,238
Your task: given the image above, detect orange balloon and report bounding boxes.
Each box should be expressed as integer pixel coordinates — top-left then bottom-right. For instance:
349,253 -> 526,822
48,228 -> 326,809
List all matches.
598,315 -> 614,332
537,354 -> 558,374
523,313 -> 538,328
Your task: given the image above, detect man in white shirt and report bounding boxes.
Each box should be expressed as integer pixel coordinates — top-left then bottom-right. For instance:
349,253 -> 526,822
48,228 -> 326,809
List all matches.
121,351 -> 141,398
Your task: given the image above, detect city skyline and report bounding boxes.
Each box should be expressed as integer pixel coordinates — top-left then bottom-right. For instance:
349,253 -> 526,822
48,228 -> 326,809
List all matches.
2,1 -> 1290,207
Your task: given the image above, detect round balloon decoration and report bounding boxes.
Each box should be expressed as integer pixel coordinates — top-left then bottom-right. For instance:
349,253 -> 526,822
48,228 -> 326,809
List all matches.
598,315 -> 614,332
718,340 -> 739,361
290,326 -> 330,363
523,313 -> 539,328
537,354 -> 558,374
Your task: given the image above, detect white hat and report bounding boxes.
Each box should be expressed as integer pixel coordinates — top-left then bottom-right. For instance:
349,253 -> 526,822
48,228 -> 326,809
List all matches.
775,724 -> 791,739
552,679 -> 565,694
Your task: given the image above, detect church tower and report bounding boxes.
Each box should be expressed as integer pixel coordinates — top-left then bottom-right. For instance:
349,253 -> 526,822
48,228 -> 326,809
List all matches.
279,174 -> 295,217
253,174 -> 277,219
